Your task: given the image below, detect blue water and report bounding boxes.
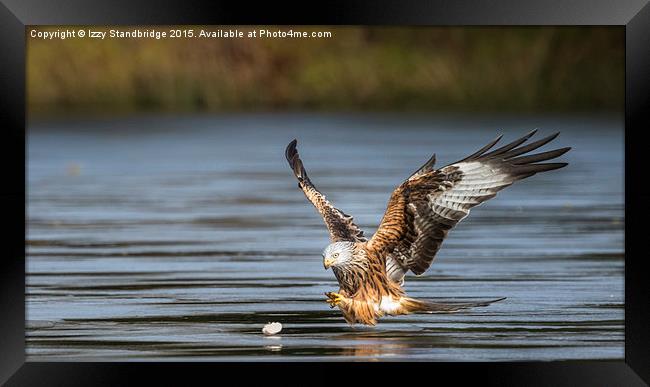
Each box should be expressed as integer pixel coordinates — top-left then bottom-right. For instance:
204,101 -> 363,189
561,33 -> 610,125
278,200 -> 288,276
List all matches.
26,112 -> 624,361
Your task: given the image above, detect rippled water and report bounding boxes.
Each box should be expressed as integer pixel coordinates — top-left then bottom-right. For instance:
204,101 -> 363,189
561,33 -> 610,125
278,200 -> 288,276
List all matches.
26,113 -> 624,361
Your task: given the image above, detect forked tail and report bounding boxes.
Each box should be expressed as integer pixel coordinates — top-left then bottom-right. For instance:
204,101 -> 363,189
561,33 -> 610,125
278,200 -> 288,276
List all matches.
401,296 -> 506,314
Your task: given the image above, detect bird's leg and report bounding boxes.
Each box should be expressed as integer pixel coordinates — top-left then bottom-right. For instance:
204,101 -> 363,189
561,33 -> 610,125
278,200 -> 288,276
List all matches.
325,292 -> 345,308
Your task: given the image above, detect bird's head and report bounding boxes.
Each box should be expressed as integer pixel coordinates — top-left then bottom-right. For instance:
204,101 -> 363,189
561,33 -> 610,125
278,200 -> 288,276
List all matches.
322,241 -> 356,270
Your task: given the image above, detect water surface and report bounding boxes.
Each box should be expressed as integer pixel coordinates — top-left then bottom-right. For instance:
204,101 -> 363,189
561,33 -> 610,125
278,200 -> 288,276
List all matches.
26,113 -> 624,361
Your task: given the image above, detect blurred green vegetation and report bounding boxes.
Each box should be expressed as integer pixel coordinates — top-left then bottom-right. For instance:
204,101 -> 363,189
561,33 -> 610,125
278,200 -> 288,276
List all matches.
27,26 -> 623,117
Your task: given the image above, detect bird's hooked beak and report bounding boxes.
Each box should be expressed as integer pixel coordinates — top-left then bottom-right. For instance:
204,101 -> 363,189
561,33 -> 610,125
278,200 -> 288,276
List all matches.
323,257 -> 335,270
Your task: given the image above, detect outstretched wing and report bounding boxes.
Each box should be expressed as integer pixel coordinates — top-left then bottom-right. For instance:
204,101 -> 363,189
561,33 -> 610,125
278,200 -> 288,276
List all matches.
285,140 -> 366,243
368,130 -> 571,284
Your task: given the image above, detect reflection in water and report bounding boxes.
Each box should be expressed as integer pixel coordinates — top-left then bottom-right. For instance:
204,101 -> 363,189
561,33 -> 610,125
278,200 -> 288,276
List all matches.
264,336 -> 283,352
337,333 -> 418,360
343,343 -> 407,360
26,113 -> 624,361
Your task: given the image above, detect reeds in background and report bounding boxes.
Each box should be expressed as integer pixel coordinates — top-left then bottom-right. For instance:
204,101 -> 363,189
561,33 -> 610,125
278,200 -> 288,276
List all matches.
27,26 -> 623,117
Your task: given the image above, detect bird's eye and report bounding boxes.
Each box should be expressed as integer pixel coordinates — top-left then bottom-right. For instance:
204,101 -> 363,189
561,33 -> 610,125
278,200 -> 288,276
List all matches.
332,253 -> 339,258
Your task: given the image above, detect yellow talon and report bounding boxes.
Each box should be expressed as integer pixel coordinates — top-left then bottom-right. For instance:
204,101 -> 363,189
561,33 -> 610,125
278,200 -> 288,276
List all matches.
325,292 -> 344,308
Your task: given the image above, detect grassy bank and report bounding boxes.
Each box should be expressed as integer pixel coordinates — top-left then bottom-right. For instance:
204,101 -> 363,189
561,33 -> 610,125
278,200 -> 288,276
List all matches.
27,26 -> 623,117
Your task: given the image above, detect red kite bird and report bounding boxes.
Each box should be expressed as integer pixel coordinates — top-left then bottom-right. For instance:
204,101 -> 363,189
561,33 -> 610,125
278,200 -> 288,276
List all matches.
285,130 -> 570,325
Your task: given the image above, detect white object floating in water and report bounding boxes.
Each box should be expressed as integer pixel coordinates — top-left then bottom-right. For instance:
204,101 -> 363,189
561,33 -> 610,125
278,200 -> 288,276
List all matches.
262,322 -> 282,335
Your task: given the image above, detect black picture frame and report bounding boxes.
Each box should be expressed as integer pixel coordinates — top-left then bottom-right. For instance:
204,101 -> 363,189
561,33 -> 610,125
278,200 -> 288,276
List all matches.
1,0 -> 648,385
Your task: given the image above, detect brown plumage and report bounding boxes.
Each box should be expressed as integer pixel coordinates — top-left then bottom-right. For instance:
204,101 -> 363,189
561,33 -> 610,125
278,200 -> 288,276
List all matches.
285,130 -> 570,326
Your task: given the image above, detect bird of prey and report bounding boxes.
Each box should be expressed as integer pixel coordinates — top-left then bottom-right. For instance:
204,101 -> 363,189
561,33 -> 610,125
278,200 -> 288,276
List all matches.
285,130 -> 570,326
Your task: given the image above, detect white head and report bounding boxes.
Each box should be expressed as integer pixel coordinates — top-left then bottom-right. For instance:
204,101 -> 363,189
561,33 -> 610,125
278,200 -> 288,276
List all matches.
322,241 -> 356,270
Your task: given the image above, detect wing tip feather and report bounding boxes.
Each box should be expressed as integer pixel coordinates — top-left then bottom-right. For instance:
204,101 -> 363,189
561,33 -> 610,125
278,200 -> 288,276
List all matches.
461,133 -> 503,162
285,139 -> 298,162
285,139 -> 307,180
513,162 -> 568,175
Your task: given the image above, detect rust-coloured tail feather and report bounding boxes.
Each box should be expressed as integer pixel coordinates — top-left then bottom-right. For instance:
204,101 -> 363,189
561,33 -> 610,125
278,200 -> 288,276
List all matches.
401,297 -> 506,314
